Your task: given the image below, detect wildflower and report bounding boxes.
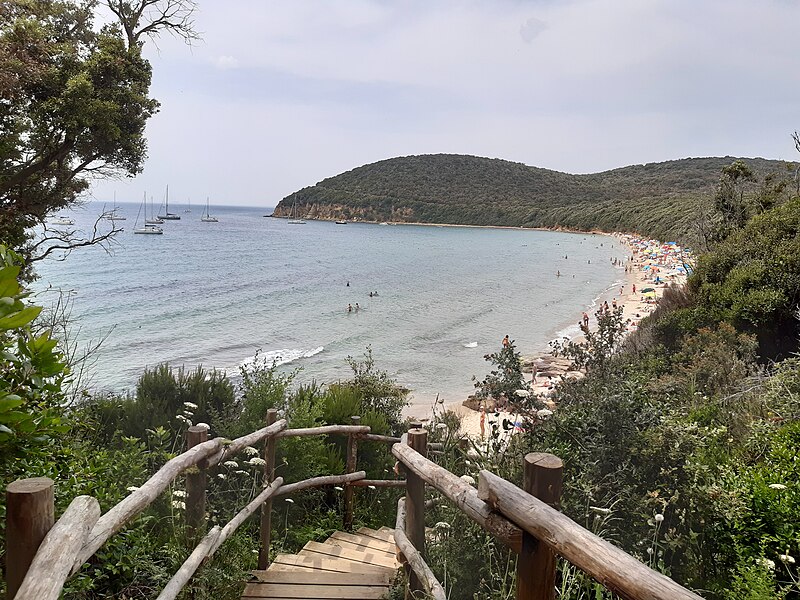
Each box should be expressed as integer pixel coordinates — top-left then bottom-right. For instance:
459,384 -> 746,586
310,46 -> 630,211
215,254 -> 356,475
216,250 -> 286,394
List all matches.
235,470 -> 248,476
182,411 -> 194,417
768,483 -> 787,490
654,514 -> 664,523
334,486 -> 344,491
434,521 -> 451,530
285,498 -> 294,504
172,490 -> 187,498
646,547 -> 653,555
779,552 -> 796,565
464,460 -> 471,466
248,457 -> 267,467
126,486 -> 139,492
176,415 -> 192,426
435,422 -> 447,430
184,402 -> 198,409
515,389 -> 530,398
368,485 -> 376,490
244,446 -> 259,457
460,475 -> 476,485
195,422 -> 210,431
223,460 -> 239,468
537,409 -> 553,418
757,557 -> 776,571
217,473 -> 227,480
589,506 -> 611,515
171,500 -> 186,510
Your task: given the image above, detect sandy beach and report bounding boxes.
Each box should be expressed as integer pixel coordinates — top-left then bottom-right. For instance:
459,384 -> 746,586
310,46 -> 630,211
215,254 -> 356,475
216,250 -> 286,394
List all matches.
408,232 -> 693,440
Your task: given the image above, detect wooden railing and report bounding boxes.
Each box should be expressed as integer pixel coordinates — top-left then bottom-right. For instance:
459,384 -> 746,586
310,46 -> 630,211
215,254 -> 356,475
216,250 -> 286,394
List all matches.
5,418 -> 705,600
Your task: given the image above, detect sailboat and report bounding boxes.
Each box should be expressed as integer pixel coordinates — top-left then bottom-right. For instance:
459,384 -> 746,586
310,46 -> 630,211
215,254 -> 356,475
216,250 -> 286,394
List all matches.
157,185 -> 180,220
145,194 -> 163,224
184,197 -> 192,213
105,192 -> 126,220
201,197 -> 218,222
288,196 -> 306,224
49,215 -> 75,225
134,192 -> 163,234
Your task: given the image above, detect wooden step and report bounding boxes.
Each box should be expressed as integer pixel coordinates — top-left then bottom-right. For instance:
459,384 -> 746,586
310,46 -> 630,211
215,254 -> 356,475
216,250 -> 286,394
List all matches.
274,553 -> 392,575
358,527 -> 394,544
301,541 -> 399,569
254,570 -> 392,586
242,581 -> 387,599
326,533 -> 396,556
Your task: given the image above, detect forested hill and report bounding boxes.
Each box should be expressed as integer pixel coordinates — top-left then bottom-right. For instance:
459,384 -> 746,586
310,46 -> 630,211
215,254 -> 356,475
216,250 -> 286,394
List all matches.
271,154 -> 793,242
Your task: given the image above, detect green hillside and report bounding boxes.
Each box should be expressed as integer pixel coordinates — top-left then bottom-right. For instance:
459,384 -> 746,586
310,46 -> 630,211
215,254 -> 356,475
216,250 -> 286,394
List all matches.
273,154 -> 794,243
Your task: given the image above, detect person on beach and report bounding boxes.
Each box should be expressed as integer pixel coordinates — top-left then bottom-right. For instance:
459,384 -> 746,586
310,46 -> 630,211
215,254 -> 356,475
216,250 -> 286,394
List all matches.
355,303 -> 360,311
612,298 -> 617,310
632,283 -> 636,294
502,334 -> 510,348
603,300 -> 609,313
582,312 -> 589,328
557,270 -> 561,277
347,304 -> 352,313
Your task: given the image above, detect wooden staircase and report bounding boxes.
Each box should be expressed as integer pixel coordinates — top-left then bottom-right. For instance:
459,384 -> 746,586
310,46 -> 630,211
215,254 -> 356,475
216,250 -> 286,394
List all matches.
243,527 -> 400,599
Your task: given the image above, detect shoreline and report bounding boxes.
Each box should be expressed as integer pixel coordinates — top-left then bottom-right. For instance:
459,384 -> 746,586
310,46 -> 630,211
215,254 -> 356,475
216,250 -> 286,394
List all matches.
407,233 -> 692,437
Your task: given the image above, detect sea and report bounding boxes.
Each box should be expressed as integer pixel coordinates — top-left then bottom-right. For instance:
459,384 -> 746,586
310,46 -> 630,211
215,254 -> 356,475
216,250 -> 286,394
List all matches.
33,202 -> 627,412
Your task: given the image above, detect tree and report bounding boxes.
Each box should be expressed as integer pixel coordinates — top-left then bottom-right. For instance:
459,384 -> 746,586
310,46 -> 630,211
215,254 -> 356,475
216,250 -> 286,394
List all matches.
711,160 -> 756,242
473,339 -> 529,407
550,306 -> 629,375
0,0 -> 197,265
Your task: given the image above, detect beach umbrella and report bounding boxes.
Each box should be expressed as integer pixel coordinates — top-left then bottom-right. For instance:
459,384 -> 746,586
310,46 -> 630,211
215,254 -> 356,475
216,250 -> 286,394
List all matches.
641,287 -> 655,293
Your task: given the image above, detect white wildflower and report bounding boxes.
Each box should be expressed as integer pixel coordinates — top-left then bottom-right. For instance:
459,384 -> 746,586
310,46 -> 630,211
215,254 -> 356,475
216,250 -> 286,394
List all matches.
464,460 -> 471,466
647,547 -> 653,555
172,490 -> 187,498
235,470 -> 248,476
217,473 -> 227,480
368,485 -> 376,490
126,486 -> 139,492
768,483 -> 787,490
654,514 -> 664,523
176,415 -> 192,426
536,409 -> 553,418
244,446 -> 259,457
434,521 -> 451,530
184,401 -> 198,409
779,552 -> 796,565
223,460 -> 239,468
195,422 -> 210,431
334,486 -> 344,491
757,557 -> 776,571
248,457 -> 267,467
435,422 -> 447,430
285,498 -> 294,504
589,506 -> 611,515
182,411 -> 194,418
171,500 -> 186,510
460,475 -> 476,485
515,389 -> 531,398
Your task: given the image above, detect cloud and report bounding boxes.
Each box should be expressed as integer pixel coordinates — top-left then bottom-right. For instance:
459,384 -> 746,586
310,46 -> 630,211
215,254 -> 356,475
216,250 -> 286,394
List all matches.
520,17 -> 547,43
212,55 -> 239,70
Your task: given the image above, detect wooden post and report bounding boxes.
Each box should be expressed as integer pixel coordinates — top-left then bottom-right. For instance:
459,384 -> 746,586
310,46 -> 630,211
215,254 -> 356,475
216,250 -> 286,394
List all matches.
343,415 -> 360,531
186,426 -> 208,543
6,477 -> 55,599
258,408 -> 279,570
405,428 -> 428,599
516,452 -> 562,600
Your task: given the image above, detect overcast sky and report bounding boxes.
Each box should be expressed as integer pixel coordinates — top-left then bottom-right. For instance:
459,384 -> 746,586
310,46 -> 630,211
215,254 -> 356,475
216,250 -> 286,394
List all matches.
91,0 -> 800,208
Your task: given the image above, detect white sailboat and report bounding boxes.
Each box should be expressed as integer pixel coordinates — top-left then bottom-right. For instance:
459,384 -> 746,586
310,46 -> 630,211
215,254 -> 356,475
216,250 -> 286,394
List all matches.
184,197 -> 192,213
157,185 -> 180,220
288,196 -> 306,224
49,216 -> 75,225
105,192 -> 126,220
145,195 -> 163,224
201,197 -> 218,222
134,192 -> 163,234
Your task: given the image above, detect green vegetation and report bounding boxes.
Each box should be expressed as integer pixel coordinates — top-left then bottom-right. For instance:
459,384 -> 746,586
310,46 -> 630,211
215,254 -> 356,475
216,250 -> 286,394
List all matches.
275,154 -> 795,244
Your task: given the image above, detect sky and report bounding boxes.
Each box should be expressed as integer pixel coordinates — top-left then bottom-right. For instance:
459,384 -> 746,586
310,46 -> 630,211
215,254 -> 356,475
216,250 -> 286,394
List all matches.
91,0 -> 800,208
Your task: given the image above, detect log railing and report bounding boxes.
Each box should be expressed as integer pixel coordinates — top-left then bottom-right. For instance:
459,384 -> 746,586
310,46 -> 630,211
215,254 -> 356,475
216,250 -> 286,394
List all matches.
6,419 -> 705,600
5,416 -> 402,600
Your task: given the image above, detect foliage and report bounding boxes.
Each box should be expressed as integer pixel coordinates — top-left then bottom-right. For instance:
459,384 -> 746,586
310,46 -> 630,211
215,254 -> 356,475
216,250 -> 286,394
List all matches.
473,339 -> 529,406
273,154 -> 795,245
344,346 -> 407,433
0,245 -> 68,462
688,197 -> 800,357
551,306 -> 629,375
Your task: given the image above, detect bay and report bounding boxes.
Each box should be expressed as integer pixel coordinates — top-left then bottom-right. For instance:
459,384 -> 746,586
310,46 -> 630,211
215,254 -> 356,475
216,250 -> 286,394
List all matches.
34,201 -> 626,409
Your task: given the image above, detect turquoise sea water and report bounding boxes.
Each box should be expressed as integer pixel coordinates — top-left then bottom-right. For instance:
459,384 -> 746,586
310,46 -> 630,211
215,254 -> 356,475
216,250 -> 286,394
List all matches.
34,202 -> 627,409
